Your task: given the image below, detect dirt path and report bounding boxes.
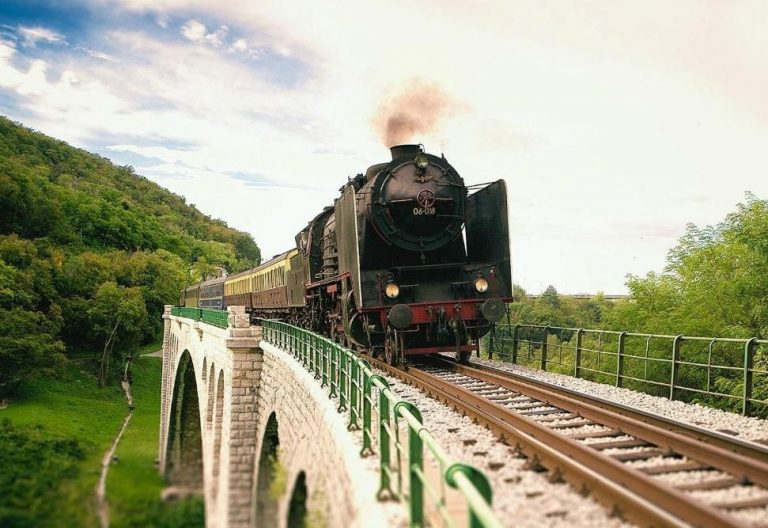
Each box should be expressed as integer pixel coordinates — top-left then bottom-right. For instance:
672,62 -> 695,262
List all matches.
96,363 -> 134,528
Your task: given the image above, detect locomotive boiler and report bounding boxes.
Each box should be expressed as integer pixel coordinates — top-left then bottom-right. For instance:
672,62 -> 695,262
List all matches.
181,144 -> 512,365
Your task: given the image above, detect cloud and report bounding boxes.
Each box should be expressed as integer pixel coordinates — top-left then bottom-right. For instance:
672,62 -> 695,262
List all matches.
180,19 -> 228,47
80,47 -> 119,62
180,19 -> 206,42
3,0 -> 768,293
17,26 -> 66,47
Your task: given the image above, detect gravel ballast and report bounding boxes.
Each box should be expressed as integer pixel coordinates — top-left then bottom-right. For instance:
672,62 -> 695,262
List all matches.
471,357 -> 768,443
374,367 -> 633,528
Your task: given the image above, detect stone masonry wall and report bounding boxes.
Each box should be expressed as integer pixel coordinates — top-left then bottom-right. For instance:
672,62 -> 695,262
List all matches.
253,342 -> 390,528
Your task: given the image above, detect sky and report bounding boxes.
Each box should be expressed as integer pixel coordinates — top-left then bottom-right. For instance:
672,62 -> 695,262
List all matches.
1,1 -> 767,294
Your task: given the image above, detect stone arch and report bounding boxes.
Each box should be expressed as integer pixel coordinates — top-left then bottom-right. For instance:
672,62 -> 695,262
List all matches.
165,350 -> 205,499
254,412 -> 281,527
202,357 -> 207,382
212,369 -> 225,497
287,471 -> 308,528
206,362 -> 216,429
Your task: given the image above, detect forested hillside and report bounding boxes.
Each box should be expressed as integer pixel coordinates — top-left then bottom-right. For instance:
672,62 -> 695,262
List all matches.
0,116 -> 260,394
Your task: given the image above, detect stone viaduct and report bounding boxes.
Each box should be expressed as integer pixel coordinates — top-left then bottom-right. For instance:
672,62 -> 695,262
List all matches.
158,306 -> 390,528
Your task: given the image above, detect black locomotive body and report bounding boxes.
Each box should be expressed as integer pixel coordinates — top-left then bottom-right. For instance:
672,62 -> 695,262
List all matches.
296,144 -> 512,363
180,144 -> 512,364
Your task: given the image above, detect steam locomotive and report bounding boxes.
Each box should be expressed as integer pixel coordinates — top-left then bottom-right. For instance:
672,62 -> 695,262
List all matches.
181,144 -> 512,364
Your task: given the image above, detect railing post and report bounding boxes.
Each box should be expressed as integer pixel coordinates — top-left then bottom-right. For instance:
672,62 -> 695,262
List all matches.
446,464 -> 493,528
488,326 -> 495,360
361,368 -> 380,457
541,326 -> 549,370
329,342 -> 338,398
669,335 -> 683,401
574,329 -> 584,378
321,339 -> 329,388
395,402 -> 424,528
338,348 -> 348,412
743,338 -> 756,416
616,331 -> 627,387
511,324 -> 519,363
376,377 -> 394,500
349,357 -> 360,430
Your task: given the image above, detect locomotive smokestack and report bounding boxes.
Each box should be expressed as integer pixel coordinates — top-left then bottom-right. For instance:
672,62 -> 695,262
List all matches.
389,144 -> 422,160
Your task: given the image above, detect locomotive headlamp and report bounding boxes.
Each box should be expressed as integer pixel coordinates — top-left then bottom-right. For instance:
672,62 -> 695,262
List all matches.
474,277 -> 489,293
385,282 -> 400,299
414,154 -> 429,169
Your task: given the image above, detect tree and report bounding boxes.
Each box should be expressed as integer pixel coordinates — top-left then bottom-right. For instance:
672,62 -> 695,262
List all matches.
88,282 -> 147,387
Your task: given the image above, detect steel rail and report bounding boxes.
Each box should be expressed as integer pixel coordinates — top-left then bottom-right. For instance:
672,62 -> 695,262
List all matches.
366,355 -> 760,528
433,356 -> 768,489
455,357 -> 768,465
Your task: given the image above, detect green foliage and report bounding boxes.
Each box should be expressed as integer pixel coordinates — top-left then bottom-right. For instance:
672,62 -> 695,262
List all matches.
89,282 -> 148,386
606,193 -> 768,338
0,358 -> 126,527
0,116 -> 260,393
498,194 -> 768,415
508,284 -> 613,329
0,419 -> 85,527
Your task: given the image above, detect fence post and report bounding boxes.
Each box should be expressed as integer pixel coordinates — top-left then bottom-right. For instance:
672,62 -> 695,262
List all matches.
488,326 -> 495,360
338,347 -> 348,412
574,329 -> 584,378
511,324 -> 519,363
541,326 -> 549,370
616,332 -> 626,387
395,402 -> 424,528
329,343 -> 338,398
446,464 -> 493,528
669,335 -> 683,401
743,338 -> 756,416
321,339 -> 328,388
349,357 -> 360,430
376,378 -> 394,500
360,368 -> 378,456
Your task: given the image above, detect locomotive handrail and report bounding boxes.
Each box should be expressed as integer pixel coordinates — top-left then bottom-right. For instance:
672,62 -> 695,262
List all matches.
261,319 -> 501,528
488,323 -> 768,417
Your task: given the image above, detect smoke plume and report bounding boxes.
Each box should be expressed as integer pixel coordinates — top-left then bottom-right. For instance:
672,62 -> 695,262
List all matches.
374,80 -> 459,146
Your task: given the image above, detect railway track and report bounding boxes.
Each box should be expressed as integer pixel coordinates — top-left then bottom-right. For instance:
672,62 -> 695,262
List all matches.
366,354 -> 768,528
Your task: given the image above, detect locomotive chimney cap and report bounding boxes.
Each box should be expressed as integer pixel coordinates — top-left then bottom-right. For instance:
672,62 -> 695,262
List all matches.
389,144 -> 423,160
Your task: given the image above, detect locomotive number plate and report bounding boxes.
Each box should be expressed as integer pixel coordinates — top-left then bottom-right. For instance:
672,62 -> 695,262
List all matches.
413,207 -> 436,215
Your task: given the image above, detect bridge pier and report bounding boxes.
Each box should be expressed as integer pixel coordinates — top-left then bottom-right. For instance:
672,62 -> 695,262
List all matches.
160,305 -> 262,527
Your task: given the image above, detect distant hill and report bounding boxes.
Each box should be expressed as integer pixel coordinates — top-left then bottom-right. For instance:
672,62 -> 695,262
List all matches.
0,116 -> 260,392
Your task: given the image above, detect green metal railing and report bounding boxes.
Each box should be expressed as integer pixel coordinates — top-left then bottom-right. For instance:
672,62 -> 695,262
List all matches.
170,306 -> 229,329
262,320 -> 501,528
487,324 -> 768,417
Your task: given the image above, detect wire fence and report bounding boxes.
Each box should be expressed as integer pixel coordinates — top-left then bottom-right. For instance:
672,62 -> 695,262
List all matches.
262,319 -> 500,528
486,324 -> 768,417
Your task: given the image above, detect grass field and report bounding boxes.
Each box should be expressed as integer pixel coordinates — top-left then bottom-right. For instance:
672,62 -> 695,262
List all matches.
0,344 -> 203,527
108,353 -> 204,527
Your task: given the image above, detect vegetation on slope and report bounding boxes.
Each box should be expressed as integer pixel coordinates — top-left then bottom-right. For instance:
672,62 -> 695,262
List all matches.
0,347 -> 203,527
0,116 -> 260,394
